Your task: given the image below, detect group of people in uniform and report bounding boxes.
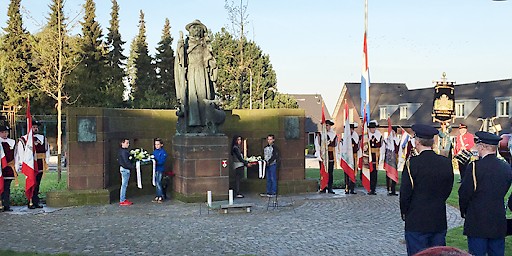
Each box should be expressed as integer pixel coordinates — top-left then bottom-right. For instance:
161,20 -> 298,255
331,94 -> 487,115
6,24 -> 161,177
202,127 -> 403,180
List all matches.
319,119 -> 512,255
0,118 -> 50,212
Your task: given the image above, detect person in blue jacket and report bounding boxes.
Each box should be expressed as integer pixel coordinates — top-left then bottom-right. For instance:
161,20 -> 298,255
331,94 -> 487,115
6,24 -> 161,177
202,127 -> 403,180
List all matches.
152,138 -> 168,203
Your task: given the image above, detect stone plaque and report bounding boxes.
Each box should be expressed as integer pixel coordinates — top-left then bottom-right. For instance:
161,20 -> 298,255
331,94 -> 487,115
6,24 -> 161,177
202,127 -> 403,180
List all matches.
284,116 -> 300,139
77,117 -> 96,142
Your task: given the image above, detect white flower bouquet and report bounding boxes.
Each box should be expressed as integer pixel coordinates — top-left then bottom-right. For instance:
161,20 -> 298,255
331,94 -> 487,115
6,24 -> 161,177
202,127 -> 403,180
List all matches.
129,148 -> 153,163
246,155 -> 262,163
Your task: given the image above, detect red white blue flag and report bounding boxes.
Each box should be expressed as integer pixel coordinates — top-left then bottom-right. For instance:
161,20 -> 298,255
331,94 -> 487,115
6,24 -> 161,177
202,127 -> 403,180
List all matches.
360,0 -> 370,123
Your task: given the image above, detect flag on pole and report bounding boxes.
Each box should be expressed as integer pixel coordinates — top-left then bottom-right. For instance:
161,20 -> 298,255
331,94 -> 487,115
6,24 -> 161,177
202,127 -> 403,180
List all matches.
21,98 -> 37,200
360,0 -> 370,124
384,118 -> 399,183
319,102 -> 329,191
397,128 -> 411,172
340,102 -> 355,183
359,107 -> 372,192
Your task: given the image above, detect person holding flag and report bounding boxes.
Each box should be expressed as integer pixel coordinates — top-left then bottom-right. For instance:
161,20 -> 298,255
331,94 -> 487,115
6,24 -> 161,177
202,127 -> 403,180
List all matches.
322,120 -> 337,194
343,123 -> 359,194
399,124 -> 454,256
367,120 -> 383,195
18,99 -> 50,209
384,123 -> 399,196
339,102 -> 358,195
0,119 -> 16,212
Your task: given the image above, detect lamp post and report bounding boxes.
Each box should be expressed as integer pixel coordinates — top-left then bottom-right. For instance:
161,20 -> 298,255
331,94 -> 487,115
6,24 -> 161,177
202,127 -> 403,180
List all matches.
262,87 -> 277,109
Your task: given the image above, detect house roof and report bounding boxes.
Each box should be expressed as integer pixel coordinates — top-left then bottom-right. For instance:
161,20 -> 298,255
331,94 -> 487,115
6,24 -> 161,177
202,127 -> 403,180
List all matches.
289,94 -> 332,133
335,79 -> 512,134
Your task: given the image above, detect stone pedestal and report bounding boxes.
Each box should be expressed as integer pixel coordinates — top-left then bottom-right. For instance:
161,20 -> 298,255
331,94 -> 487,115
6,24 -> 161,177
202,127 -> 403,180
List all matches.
172,134 -> 229,202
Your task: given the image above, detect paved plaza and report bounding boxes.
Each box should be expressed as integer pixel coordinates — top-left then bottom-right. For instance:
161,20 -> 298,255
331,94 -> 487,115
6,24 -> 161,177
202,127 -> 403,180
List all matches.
0,187 -> 463,256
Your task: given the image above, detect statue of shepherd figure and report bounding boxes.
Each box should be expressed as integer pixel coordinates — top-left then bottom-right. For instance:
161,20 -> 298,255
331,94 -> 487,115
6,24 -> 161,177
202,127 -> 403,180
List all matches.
174,20 -> 225,134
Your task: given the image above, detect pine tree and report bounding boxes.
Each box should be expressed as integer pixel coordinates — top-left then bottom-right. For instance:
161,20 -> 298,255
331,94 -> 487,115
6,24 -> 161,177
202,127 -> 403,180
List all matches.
211,28 -> 297,109
154,18 -> 176,109
128,10 -> 157,108
68,0 -> 107,107
1,0 -> 36,106
104,0 -> 126,107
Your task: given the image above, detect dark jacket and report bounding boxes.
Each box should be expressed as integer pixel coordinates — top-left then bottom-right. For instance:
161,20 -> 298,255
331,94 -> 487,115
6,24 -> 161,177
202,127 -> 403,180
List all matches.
459,154 -> 512,238
232,145 -> 247,166
118,148 -> 134,170
264,144 -> 279,166
399,150 -> 454,232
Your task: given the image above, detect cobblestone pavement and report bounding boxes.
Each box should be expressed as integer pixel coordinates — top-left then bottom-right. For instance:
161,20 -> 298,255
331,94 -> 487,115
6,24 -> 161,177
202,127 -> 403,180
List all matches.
0,187 -> 463,256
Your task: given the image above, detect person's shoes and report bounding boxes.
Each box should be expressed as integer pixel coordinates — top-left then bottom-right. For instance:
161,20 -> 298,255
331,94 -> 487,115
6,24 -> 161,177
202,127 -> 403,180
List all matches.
367,191 -> 377,195
260,193 -> 268,197
236,194 -> 244,198
152,197 -> 159,203
119,200 -> 133,206
345,191 -> 350,195
125,200 -> 133,204
350,191 -> 357,194
157,197 -> 163,203
319,189 -> 326,194
3,207 -> 13,212
268,194 -> 275,198
388,193 -> 398,196
34,204 -> 43,208
28,204 -> 36,209
328,190 -> 336,194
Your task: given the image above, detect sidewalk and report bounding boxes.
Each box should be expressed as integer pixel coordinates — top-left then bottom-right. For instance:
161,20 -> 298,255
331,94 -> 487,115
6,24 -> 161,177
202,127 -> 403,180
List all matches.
0,187 -> 463,256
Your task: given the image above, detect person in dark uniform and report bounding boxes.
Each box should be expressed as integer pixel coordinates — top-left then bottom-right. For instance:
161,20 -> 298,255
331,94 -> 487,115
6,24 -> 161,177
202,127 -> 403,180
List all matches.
325,120 -> 336,194
0,121 -> 16,212
18,120 -> 50,209
458,131 -> 512,256
368,121 -> 382,195
345,123 -> 358,194
399,124 -> 454,256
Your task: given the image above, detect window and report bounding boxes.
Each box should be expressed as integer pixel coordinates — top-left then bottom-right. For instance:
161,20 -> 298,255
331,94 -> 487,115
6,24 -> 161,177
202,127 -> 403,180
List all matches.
497,99 -> 510,117
455,103 -> 465,117
380,107 -> 387,120
400,106 -> 408,119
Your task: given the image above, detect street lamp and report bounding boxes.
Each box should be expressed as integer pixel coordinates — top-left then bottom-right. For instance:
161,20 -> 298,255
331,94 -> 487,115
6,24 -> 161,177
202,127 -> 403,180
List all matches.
261,87 -> 277,109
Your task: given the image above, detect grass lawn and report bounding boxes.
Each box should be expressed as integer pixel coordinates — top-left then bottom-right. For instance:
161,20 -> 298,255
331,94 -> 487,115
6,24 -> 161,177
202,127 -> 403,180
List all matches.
8,171 -> 67,206
306,168 -> 512,254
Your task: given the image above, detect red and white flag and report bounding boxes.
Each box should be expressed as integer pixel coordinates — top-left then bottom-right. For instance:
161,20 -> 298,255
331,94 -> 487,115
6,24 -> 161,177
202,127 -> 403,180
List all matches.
340,102 -> 355,183
316,102 -> 329,191
384,118 -> 399,183
21,98 -> 37,200
358,107 -> 372,192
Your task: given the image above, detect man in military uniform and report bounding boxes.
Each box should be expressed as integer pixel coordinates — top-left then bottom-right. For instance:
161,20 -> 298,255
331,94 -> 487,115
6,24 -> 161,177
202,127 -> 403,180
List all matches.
367,121 -> 383,195
344,123 -> 358,194
0,121 -> 16,211
399,124 -> 454,256
458,131 -> 512,256
454,123 -> 474,182
18,120 -> 50,209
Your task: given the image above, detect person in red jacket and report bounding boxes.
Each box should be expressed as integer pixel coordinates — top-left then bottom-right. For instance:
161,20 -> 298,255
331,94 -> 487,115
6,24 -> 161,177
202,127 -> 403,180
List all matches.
454,123 -> 474,182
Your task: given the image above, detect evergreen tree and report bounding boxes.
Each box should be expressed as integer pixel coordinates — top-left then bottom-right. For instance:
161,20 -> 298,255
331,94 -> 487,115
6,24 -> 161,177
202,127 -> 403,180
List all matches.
104,0 -> 126,107
128,10 -> 157,108
1,0 -> 36,107
211,28 -> 297,109
68,0 -> 107,107
154,18 -> 176,109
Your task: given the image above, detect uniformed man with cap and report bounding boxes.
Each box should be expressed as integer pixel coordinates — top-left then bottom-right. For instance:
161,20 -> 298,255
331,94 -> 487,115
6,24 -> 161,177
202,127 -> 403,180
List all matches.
399,124 -> 454,256
367,120 -> 383,195
344,123 -> 358,194
0,119 -> 16,211
17,119 -> 50,209
458,131 -> 512,256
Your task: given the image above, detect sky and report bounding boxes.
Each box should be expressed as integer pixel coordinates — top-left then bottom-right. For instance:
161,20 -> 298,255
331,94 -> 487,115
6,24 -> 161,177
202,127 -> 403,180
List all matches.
1,0 -> 511,113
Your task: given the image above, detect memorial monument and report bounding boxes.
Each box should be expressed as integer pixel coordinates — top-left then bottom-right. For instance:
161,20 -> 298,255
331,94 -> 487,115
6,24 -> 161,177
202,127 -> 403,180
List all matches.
173,20 -> 228,202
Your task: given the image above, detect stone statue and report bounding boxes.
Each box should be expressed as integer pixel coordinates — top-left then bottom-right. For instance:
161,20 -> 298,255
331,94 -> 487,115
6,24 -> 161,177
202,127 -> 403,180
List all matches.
174,20 -> 225,134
